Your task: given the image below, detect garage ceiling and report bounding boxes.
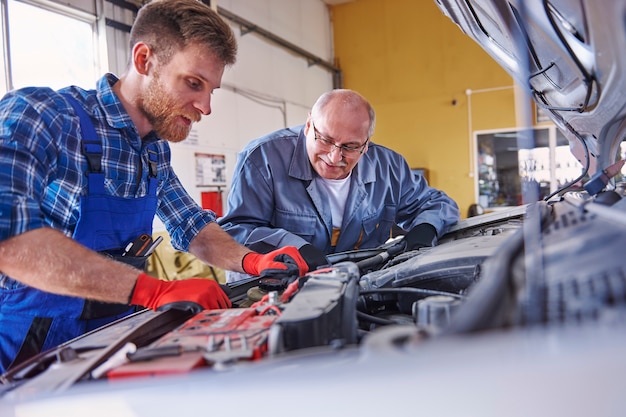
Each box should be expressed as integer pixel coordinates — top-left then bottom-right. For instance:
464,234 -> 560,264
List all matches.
122,1 -> 356,9
321,0 -> 356,4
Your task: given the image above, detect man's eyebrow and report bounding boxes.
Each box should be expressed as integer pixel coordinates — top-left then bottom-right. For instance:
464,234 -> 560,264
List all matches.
317,129 -> 337,142
188,72 -> 219,89
338,139 -> 364,146
316,126 -> 363,145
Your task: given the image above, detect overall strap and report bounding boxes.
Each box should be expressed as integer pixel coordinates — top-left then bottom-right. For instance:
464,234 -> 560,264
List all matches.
147,145 -> 159,195
62,93 -> 105,194
62,92 -> 159,196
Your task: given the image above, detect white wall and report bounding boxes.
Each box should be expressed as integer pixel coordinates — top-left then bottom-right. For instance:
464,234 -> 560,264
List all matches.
6,0 -> 334,230
100,0 -> 335,230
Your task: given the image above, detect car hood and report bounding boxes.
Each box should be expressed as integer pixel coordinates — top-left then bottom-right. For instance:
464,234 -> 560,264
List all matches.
435,0 -> 626,177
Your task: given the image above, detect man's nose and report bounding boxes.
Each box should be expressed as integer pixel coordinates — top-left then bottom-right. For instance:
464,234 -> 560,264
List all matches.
328,146 -> 343,163
195,94 -> 212,116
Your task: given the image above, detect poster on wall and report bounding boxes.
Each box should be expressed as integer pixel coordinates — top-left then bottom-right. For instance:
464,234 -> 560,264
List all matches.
195,153 -> 227,187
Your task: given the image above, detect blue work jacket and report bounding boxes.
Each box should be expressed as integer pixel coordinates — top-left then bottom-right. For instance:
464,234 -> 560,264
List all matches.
219,125 -> 460,254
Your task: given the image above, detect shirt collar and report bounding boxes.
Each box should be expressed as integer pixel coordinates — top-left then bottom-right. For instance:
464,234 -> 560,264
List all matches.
96,73 -> 148,147
96,74 -> 139,130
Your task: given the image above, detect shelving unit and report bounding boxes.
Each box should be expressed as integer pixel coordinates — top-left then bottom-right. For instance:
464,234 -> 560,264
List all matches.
474,126 -> 584,209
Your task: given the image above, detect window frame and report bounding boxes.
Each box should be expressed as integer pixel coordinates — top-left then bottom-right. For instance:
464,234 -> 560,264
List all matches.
0,0 -> 104,94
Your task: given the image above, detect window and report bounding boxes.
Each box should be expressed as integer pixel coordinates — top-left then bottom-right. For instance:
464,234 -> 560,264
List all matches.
3,0 -> 100,93
475,126 -> 584,208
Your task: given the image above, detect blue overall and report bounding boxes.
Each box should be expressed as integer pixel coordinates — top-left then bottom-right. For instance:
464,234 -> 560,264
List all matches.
0,95 -> 158,372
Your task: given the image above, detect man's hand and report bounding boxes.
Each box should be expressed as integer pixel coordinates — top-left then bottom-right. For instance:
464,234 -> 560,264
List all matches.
404,223 -> 437,250
298,244 -> 330,270
129,273 -> 231,312
242,246 -> 310,277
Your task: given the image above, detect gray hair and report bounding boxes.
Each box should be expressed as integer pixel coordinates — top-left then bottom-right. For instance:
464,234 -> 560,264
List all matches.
311,89 -> 376,138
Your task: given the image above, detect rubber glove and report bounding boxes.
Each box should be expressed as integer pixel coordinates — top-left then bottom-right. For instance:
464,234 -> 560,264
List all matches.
242,246 -> 309,277
130,273 -> 231,312
298,244 -> 330,270
404,223 -> 437,250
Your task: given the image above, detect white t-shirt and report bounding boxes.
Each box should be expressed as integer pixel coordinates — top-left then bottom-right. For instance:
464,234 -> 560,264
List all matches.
319,173 -> 352,228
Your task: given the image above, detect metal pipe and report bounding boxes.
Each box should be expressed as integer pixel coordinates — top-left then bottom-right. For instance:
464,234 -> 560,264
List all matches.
217,6 -> 343,89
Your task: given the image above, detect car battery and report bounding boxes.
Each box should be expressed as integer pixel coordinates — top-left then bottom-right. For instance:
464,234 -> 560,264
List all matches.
106,262 -> 361,379
269,262 -> 360,354
106,308 -> 278,379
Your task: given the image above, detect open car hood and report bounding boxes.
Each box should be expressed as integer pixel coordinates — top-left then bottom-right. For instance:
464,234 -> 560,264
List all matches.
435,0 -> 626,178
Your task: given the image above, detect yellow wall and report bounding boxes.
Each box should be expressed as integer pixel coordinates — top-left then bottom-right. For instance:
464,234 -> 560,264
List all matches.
331,0 -> 517,217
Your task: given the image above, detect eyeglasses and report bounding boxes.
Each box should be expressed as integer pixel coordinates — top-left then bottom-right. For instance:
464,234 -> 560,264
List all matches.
311,121 -> 368,156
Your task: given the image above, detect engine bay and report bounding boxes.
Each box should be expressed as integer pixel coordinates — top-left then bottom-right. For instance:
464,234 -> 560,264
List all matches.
4,188 -> 626,401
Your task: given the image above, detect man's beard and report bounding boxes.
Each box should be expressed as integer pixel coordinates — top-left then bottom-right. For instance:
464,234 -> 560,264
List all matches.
139,73 -> 200,142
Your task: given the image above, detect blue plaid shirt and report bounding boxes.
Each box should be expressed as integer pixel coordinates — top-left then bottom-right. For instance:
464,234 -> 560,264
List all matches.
0,74 -> 214,287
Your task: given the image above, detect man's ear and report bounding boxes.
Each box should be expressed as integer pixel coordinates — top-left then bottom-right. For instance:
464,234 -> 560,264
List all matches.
132,42 -> 153,75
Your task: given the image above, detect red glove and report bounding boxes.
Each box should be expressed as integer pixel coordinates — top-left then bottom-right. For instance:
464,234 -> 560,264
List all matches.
242,246 -> 309,277
130,273 -> 231,311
